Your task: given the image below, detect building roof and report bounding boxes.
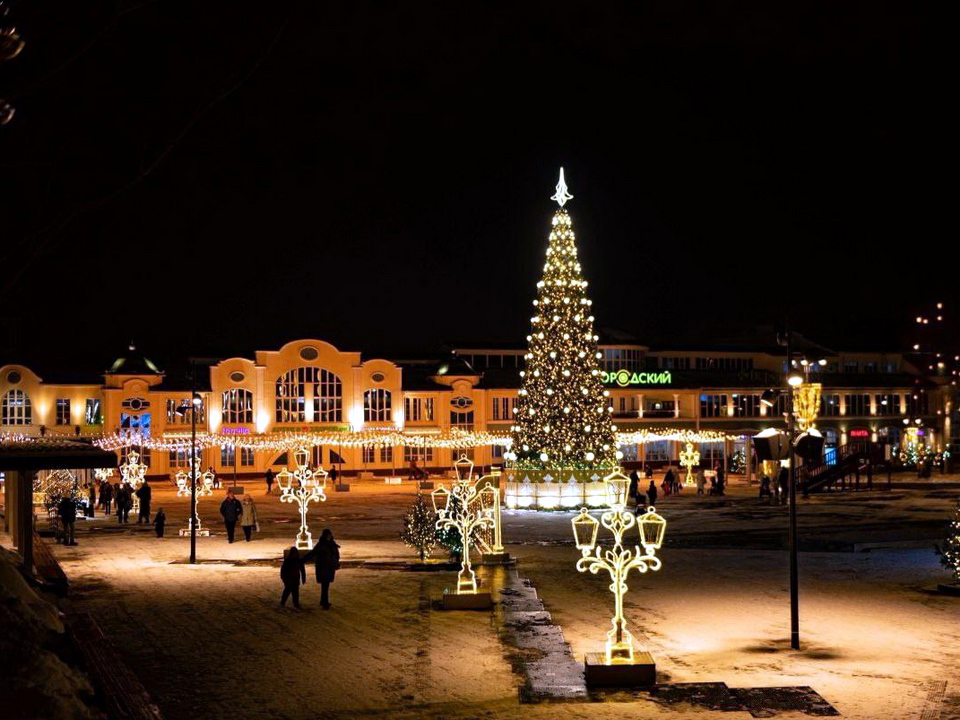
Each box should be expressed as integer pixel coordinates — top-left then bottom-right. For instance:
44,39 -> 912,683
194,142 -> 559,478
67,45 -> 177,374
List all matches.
0,436 -> 118,471
106,344 -> 163,375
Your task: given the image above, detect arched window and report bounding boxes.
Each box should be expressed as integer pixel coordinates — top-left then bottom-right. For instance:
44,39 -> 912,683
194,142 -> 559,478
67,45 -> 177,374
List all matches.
275,367 -> 342,423
2,389 -> 32,425
363,388 -> 392,422
222,388 -> 253,424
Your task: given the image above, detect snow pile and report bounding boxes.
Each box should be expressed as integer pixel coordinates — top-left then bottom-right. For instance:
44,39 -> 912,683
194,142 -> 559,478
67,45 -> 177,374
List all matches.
0,545 -> 100,720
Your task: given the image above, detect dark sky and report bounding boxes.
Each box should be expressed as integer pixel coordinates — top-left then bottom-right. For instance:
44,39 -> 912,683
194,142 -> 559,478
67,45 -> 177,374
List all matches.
1,1 -> 954,373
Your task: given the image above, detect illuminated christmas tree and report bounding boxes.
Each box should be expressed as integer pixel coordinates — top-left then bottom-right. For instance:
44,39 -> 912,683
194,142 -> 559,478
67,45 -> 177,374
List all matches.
937,499 -> 960,584
400,491 -> 436,562
508,169 -> 617,471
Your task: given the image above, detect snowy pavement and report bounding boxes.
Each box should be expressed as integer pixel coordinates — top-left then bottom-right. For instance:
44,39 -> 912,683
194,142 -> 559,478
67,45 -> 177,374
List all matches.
46,476 -> 960,720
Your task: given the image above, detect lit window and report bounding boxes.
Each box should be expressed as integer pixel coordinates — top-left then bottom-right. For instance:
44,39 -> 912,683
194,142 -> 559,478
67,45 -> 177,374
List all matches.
222,388 -> 253,424
55,399 -> 71,425
2,389 -> 32,425
363,389 -> 392,422
275,367 -> 342,422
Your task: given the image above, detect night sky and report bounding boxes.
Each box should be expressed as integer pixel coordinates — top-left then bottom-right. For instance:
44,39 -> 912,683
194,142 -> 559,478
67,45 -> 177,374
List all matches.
1,2 -> 953,373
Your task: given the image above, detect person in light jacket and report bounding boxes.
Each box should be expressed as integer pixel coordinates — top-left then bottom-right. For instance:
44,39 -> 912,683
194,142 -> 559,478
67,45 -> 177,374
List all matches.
240,496 -> 258,542
303,529 -> 340,609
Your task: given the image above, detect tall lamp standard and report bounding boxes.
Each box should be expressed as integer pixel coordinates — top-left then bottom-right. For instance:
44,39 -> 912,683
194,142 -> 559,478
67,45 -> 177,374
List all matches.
177,392 -> 203,564
758,330 -> 826,651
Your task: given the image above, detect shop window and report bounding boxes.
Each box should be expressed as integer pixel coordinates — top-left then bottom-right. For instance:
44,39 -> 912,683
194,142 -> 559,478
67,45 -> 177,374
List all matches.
275,367 -> 342,423
222,389 -> 253,424
363,389 -> 392,422
2,389 -> 32,425
56,398 -> 71,425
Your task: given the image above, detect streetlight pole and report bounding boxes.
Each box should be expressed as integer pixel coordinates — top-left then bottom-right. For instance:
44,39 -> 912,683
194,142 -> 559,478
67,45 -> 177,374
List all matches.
190,361 -> 198,565
785,327 -> 800,650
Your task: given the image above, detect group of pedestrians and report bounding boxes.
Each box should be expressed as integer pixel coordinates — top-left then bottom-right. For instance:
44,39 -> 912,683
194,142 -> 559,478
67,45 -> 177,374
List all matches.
759,466 -> 790,504
279,529 -> 340,610
219,492 -> 259,542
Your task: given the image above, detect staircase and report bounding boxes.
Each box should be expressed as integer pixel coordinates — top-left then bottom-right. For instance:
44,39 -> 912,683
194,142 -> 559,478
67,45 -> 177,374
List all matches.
799,441 -> 888,494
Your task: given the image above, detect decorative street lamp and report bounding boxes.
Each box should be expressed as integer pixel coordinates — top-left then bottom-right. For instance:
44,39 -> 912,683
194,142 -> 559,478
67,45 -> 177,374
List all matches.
432,454 -> 496,608
119,450 -> 147,513
571,468 -> 666,686
276,447 -> 327,550
678,442 -> 700,487
176,467 -> 214,536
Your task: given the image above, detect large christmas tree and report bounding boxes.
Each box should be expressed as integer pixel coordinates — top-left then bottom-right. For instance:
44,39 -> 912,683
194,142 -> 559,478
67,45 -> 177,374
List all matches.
507,169 -> 617,471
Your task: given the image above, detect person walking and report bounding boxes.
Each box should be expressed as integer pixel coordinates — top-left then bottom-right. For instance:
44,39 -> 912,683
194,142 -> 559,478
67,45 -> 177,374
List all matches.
647,480 -> 658,508
100,481 -> 113,514
777,466 -> 789,505
265,468 -> 275,495
759,475 -> 772,501
58,494 -> 78,546
219,491 -> 243,543
697,468 -> 706,496
329,466 -> 339,486
279,547 -> 306,610
240,496 -> 258,542
86,483 -> 96,518
117,483 -> 133,523
628,469 -> 640,503
210,466 -> 220,490
662,469 -> 674,497
154,508 -> 166,537
716,464 -> 726,496
304,529 -> 340,609
135,479 -> 152,524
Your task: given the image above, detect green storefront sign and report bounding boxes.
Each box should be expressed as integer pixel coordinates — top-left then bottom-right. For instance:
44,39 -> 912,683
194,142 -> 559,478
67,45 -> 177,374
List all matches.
601,369 -> 672,387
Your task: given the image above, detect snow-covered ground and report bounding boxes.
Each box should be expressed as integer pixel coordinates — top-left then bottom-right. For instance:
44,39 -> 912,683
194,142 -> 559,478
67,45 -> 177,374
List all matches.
44,476 -> 960,720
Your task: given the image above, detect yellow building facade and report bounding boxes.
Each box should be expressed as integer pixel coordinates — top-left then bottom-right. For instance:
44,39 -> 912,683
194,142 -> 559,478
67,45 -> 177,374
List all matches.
0,337 -> 952,481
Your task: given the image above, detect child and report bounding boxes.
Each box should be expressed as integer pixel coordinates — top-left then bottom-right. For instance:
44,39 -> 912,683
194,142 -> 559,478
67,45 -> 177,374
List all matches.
154,508 -> 166,538
280,546 -> 306,609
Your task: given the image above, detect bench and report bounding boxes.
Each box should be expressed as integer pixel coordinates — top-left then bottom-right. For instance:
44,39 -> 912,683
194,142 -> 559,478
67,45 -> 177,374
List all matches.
32,531 -> 69,597
70,612 -> 164,720
357,471 -> 375,480
384,476 -> 403,485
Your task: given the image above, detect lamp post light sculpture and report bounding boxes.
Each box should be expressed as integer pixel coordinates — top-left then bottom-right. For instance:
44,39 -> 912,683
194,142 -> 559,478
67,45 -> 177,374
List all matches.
119,450 -> 147,514
432,455 -> 496,609
176,467 -> 214,536
678,442 -> 700,487
276,447 -> 327,550
571,469 -> 666,687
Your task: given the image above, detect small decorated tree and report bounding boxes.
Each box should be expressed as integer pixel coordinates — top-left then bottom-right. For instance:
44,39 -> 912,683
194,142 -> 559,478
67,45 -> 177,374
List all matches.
936,499 -> 960,585
400,491 -> 436,562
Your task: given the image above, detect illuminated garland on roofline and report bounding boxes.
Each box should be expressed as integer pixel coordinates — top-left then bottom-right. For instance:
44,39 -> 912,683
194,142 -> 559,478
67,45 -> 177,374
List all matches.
94,429 -> 513,453
92,426 -> 740,454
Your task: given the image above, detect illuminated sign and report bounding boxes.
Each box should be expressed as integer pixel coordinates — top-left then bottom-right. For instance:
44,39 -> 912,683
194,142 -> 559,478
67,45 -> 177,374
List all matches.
601,369 -> 672,387
849,429 -> 869,438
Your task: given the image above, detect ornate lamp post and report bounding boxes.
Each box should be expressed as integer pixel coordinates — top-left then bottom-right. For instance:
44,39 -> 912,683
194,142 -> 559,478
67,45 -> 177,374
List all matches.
119,450 -> 147,513
678,442 -> 700,487
571,469 -> 666,687
94,468 -> 113,484
432,455 -> 496,609
176,466 -> 214,536
276,447 -> 327,550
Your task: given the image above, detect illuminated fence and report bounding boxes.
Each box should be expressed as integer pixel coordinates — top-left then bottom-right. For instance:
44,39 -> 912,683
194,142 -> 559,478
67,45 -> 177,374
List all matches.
503,469 -> 610,510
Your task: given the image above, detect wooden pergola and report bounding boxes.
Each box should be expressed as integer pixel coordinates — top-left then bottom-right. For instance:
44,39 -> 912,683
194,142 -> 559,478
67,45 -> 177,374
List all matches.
1,437 -> 117,576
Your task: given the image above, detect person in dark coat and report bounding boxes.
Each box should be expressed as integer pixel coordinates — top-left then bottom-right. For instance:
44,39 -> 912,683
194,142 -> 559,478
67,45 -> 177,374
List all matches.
86,483 -> 96,518
100,481 -> 113,514
219,491 -> 243,542
58,495 -> 78,545
279,546 -> 307,609
153,508 -> 166,537
303,529 -> 340,609
759,475 -> 772,500
647,480 -> 658,508
716,464 -> 726,495
117,483 -> 133,523
662,469 -> 675,497
777,466 -> 789,505
135,479 -> 152,524
329,466 -> 339,485
628,470 -> 640,502
265,468 -> 275,495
